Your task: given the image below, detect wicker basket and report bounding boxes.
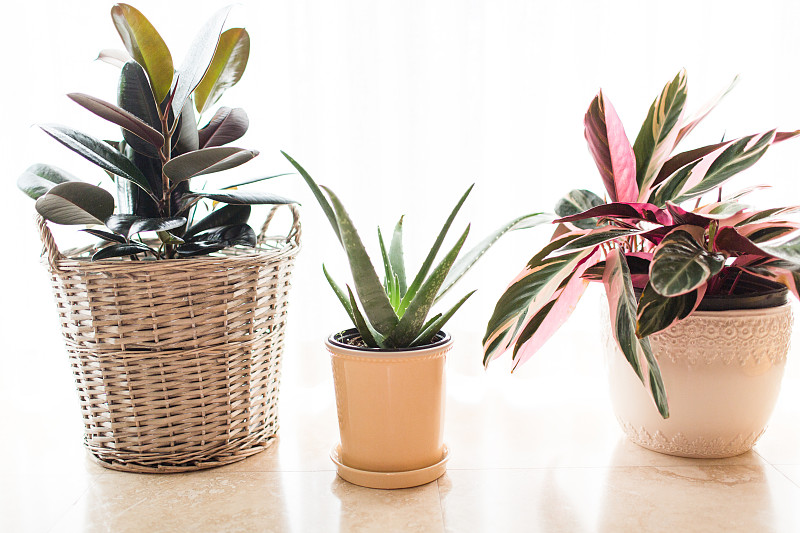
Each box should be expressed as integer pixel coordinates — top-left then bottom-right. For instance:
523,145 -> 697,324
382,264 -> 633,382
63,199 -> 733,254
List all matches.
36,205 -> 301,473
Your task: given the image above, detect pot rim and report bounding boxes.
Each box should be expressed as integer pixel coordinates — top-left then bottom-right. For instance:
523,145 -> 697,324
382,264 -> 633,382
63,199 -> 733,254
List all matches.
326,328 -> 452,358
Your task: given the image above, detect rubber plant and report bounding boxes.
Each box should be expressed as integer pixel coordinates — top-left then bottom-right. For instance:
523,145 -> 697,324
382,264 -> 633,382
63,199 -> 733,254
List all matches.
17,4 -> 293,260
283,152 -> 551,348
483,69 -> 800,418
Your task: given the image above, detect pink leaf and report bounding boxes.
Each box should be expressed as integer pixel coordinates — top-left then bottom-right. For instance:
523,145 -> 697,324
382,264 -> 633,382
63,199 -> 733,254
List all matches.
584,91 -> 638,203
556,202 -> 673,226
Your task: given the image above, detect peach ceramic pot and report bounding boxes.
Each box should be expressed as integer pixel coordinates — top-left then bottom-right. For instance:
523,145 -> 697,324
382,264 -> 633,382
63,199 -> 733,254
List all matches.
604,303 -> 793,458
326,329 -> 452,482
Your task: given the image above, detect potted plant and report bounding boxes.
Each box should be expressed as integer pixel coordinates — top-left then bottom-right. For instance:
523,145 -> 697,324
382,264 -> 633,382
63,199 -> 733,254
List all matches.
483,69 -> 800,457
283,152 -> 550,487
17,4 -> 301,472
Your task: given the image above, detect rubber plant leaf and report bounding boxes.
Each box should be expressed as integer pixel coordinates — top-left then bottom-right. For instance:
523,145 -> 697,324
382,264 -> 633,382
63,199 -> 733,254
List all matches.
603,248 -> 669,419
194,28 -> 250,115
199,107 -> 249,148
554,189 -> 604,229
92,242 -> 152,261
97,48 -> 132,68
39,124 -> 155,200
81,228 -> 127,243
511,247 -> 602,370
68,92 -> 164,148
385,225 -> 470,347
584,90 -> 638,203
18,163 -> 81,200
173,102 -> 200,156
323,185 -> 399,336
184,204 -> 250,240
411,290 -> 476,347
283,151 -> 341,243
636,281 -> 706,338
129,216 -> 187,235
183,223 -> 256,247
398,184 -> 474,316
185,190 -> 295,205
482,234 -> 588,366
163,147 -> 259,184
633,69 -> 688,198
105,214 -> 143,237
649,229 -> 725,297
117,61 -> 162,158
436,212 -> 553,303
111,3 -> 173,103
171,6 -> 232,117
35,182 -> 114,225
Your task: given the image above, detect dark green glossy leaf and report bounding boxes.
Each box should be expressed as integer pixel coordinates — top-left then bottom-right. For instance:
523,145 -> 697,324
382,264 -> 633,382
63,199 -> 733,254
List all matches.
175,242 -> 227,257
35,182 -> 114,225
194,28 -> 250,115
111,3 -> 173,103
650,230 -> 725,296
186,190 -> 295,205
105,214 -> 142,236
283,151 -> 340,242
118,61 -> 162,158
323,186 -> 398,336
171,6 -> 232,116
173,101 -> 200,156
68,92 -> 164,148
755,231 -> 800,265
398,185 -> 473,316
129,216 -> 187,235
184,223 -> 255,246
437,212 -> 552,302
386,225 -> 470,347
40,124 -> 155,198
184,204 -> 250,240
554,189 -> 604,229
119,144 -> 162,216
198,107 -> 249,148
163,147 -> 258,184
81,228 -> 127,243
636,282 -> 702,338
92,241 -> 152,261
18,163 -> 81,200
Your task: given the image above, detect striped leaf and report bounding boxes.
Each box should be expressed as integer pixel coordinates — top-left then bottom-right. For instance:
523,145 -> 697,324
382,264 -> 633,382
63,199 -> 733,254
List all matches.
556,227 -> 643,253
650,229 -> 725,297
675,75 -> 738,146
584,91 -> 638,203
555,202 -> 673,226
633,70 -> 688,199
636,281 -> 705,338
603,249 -> 669,419
554,189 -> 604,229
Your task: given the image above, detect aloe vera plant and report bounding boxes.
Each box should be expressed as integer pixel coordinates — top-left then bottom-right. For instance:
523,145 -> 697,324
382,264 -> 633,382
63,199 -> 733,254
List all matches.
283,152 -> 551,349
484,70 -> 800,418
17,4 -> 293,260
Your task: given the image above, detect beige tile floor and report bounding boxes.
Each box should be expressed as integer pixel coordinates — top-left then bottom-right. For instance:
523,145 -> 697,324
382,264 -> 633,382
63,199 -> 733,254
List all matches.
3,287 -> 800,533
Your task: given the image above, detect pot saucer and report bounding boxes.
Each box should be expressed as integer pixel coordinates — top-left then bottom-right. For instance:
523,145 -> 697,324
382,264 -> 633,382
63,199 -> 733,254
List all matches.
329,444 -> 450,489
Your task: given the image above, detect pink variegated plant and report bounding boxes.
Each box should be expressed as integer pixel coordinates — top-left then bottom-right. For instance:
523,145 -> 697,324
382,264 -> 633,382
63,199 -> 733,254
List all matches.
484,70 -> 800,418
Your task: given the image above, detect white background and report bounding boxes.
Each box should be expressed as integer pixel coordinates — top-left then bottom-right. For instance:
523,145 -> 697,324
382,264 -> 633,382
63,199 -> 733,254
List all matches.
3,0 -> 800,407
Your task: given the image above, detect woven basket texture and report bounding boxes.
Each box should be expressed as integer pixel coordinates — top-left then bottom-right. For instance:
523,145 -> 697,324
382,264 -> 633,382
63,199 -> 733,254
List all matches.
37,205 -> 301,473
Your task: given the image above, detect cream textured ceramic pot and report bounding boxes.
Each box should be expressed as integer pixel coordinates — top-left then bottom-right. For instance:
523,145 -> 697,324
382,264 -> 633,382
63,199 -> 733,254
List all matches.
604,303 -> 793,458
326,329 -> 452,485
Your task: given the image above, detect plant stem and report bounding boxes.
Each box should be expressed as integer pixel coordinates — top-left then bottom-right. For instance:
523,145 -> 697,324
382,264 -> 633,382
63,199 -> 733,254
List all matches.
159,102 -> 175,258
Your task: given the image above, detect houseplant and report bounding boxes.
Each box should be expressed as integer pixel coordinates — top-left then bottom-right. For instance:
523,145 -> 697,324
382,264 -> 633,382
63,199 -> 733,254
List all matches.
484,69 -> 800,457
283,152 -> 550,487
17,4 -> 301,472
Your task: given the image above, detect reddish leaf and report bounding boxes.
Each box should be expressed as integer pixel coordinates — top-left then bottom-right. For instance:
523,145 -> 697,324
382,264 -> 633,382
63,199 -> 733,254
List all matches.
555,202 -> 673,226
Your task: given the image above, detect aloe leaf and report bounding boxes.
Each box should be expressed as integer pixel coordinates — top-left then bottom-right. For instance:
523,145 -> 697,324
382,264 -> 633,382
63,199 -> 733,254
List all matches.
636,281 -> 705,338
184,204 -> 250,240
283,151 -> 340,243
186,190 -> 295,205
386,225 -> 470,347
194,28 -> 250,115
411,291 -> 475,347
92,241 -> 152,261
171,6 -> 232,116
650,229 -> 725,296
111,3 -> 173,103
389,216 -> 407,295
347,286 -> 381,348
603,248 -> 669,418
68,93 -> 164,148
633,70 -> 688,197
129,216 -> 187,235
199,107 -> 249,148
322,186 -> 398,336
377,227 -> 398,308
323,264 -> 356,326
117,61 -> 162,158
18,164 -> 81,200
39,124 -> 155,199
554,189 -> 604,229
163,146 -> 258,185
584,90 -> 638,203
35,182 -> 115,225
398,185 -> 474,315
